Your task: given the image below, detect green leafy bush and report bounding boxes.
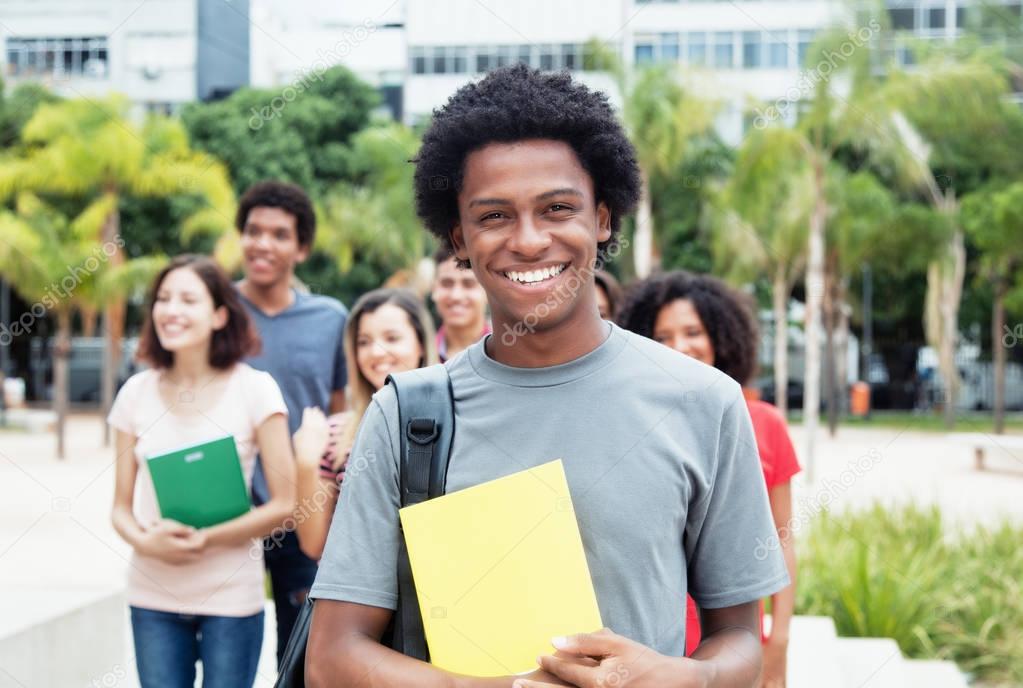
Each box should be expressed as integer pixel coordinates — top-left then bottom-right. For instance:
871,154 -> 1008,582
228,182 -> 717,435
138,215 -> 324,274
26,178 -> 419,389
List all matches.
796,503 -> 1023,684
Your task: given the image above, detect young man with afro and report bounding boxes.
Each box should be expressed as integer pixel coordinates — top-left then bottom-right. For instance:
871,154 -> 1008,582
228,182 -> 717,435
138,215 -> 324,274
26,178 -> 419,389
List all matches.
306,65 -> 788,688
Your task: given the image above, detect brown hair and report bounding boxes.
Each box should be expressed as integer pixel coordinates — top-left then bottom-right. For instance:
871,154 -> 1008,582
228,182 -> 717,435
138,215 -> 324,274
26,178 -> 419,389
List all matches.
137,254 -> 260,369
594,270 -> 624,320
339,288 -> 439,449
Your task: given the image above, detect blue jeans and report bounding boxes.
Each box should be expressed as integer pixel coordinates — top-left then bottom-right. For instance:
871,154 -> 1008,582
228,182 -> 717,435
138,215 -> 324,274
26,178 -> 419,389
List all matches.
130,606 -> 264,688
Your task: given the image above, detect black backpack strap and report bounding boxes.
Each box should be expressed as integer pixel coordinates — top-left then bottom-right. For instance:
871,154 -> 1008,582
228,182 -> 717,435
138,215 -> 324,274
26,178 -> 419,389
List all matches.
386,364 -> 455,662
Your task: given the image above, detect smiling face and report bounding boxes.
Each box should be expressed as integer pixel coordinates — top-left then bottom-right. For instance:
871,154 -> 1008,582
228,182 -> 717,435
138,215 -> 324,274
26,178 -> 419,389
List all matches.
240,206 -> 309,288
355,303 -> 425,391
431,256 -> 487,330
653,298 -> 716,367
451,139 -> 610,339
151,267 -> 227,355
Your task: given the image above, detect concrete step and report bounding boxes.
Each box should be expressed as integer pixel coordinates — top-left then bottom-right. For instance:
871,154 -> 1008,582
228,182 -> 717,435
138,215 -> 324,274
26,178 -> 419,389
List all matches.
0,587 -> 125,688
902,659 -> 969,688
787,615 -> 845,688
835,637 -> 905,688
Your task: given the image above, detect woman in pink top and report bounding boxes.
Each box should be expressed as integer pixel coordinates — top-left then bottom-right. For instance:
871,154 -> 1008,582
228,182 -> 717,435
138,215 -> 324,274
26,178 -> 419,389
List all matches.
108,255 -> 296,688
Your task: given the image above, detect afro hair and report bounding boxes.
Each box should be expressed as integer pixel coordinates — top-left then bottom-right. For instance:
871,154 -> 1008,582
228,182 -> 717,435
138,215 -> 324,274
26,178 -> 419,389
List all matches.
617,270 -> 760,386
414,64 -> 641,260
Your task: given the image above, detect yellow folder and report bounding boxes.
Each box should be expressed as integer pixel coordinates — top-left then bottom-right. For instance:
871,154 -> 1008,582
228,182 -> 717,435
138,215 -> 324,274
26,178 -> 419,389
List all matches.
398,459 -> 603,677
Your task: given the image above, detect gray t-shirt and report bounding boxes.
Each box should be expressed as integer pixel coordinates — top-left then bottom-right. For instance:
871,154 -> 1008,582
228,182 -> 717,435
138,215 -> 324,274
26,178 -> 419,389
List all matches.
240,288 -> 348,503
311,322 -> 788,656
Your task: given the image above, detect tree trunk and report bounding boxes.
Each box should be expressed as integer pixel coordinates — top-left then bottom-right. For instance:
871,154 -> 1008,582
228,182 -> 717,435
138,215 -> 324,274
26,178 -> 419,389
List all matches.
939,225 -> 965,429
772,268 -> 790,415
81,305 -> 98,338
54,309 -> 72,460
993,282 -> 1006,434
835,280 -> 851,420
100,199 -> 123,446
823,261 -> 839,437
633,168 -> 656,279
803,155 -> 827,483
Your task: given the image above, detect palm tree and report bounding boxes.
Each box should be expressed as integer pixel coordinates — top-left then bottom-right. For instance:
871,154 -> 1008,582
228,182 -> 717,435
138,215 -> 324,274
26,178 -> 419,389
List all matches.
584,40 -> 715,278
962,182 -> 1023,434
872,60 -> 1023,428
318,123 -> 431,290
710,127 -> 814,414
823,169 -> 898,433
0,193 -> 103,458
0,96 -> 234,443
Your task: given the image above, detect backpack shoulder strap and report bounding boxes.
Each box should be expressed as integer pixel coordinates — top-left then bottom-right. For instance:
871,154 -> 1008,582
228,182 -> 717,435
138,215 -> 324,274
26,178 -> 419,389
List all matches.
388,363 -> 454,502
385,363 -> 455,661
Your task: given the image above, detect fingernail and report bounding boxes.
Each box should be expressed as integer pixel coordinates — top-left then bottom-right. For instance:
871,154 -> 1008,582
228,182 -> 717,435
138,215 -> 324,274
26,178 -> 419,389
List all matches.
551,636 -> 568,649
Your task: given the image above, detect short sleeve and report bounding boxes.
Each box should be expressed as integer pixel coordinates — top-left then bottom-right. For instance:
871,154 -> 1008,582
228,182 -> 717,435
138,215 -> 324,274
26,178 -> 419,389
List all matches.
685,393 -> 790,609
247,368 -> 288,428
332,311 -> 348,393
107,373 -> 142,436
310,387 -> 401,609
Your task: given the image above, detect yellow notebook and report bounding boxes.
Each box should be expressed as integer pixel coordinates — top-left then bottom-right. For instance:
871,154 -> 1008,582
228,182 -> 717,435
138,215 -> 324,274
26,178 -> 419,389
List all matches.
398,459 -> 602,677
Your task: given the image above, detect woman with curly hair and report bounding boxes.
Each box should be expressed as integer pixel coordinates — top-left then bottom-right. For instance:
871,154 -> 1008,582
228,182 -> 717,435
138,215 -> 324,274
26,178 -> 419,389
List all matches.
618,270 -> 801,688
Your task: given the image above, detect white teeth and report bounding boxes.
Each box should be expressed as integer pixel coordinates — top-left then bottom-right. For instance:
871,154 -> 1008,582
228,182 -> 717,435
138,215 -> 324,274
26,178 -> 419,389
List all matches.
505,264 -> 566,284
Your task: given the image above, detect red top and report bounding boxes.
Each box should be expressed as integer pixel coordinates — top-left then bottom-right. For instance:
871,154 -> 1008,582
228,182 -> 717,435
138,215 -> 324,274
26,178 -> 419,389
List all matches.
685,399 -> 801,654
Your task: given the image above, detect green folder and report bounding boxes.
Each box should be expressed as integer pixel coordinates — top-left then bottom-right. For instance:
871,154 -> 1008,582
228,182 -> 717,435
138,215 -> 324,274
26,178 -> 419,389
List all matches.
147,435 -> 251,528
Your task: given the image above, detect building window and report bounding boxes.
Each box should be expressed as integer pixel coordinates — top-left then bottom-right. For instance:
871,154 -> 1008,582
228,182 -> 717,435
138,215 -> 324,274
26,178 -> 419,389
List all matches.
687,32 -> 707,66
476,50 -> 493,72
797,30 -> 814,67
539,44 -> 556,70
453,46 -> 468,73
411,46 -> 427,74
562,44 -> 579,70
517,45 -> 532,66
431,46 -> 447,74
768,30 -> 788,68
5,36 -> 108,78
661,32 -> 680,61
927,7 -> 946,29
742,31 -> 761,68
889,8 -> 916,30
630,34 -> 654,64
713,31 -> 734,68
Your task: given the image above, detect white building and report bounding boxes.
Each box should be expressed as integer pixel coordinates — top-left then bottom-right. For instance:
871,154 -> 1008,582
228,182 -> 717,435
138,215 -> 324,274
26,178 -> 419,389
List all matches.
0,0 -> 249,111
402,0 -> 845,142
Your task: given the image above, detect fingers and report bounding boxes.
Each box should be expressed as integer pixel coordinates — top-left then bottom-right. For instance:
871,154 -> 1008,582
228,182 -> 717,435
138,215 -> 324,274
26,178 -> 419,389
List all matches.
537,653 -> 592,687
550,628 -> 620,658
512,681 -> 563,688
553,650 -> 598,667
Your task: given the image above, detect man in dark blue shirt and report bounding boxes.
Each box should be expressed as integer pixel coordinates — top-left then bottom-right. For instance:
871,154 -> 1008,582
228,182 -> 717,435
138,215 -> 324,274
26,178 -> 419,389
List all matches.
235,180 -> 348,663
